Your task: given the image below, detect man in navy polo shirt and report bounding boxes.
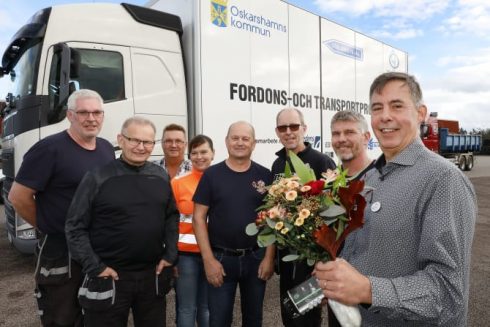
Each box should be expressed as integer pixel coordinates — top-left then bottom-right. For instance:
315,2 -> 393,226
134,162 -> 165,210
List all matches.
9,89 -> 114,326
193,121 -> 274,327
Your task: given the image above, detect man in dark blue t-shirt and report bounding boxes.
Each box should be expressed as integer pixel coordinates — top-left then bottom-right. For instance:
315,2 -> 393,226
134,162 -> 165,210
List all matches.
9,89 -> 114,327
193,121 -> 273,327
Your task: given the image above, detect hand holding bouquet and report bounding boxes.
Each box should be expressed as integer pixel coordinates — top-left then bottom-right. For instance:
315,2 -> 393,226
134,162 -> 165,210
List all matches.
246,151 -> 368,327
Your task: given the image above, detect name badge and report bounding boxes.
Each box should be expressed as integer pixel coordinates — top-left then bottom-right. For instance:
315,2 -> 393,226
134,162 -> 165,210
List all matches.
371,201 -> 381,212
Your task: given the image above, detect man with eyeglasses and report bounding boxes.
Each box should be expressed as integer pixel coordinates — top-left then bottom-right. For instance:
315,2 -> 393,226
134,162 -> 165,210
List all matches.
159,124 -> 192,179
9,89 -> 114,327
65,116 -> 179,326
271,107 -> 335,327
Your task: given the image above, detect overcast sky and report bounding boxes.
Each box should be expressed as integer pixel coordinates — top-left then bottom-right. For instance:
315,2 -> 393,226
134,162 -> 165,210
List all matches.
1,0 -> 488,130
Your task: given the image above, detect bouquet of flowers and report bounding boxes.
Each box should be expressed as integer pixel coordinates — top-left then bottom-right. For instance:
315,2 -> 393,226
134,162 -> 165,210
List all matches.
246,151 -> 368,327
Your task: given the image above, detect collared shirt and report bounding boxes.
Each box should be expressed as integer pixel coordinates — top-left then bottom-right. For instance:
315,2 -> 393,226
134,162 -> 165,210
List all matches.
157,158 -> 192,178
341,138 -> 477,326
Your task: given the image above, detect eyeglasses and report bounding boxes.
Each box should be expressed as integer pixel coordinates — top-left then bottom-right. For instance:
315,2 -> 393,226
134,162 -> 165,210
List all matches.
276,124 -> 302,133
72,110 -> 104,119
163,139 -> 186,146
121,134 -> 156,148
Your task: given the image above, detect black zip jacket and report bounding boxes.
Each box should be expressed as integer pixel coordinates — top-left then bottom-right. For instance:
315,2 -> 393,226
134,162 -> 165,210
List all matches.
65,158 -> 179,277
271,142 -> 336,180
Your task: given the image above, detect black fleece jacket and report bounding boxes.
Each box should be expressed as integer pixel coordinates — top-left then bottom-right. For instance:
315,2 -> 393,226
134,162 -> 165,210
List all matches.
271,142 -> 336,180
65,159 -> 179,277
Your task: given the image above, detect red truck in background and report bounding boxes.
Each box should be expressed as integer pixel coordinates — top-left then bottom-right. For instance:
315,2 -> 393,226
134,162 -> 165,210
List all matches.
421,112 -> 482,171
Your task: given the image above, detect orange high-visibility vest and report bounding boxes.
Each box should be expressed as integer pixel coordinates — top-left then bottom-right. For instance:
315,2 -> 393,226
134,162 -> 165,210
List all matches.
171,169 -> 203,253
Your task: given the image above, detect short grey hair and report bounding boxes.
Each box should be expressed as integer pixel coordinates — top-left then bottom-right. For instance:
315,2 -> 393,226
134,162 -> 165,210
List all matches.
67,89 -> 104,111
121,116 -> 156,135
331,111 -> 369,133
276,107 -> 305,126
369,72 -> 424,108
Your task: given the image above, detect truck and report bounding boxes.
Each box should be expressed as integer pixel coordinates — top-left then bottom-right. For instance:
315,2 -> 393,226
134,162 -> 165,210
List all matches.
0,0 -> 407,253
421,112 -> 482,171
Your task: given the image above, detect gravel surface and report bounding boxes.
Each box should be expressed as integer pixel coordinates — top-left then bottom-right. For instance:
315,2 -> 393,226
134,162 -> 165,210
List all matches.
1,158 -> 489,326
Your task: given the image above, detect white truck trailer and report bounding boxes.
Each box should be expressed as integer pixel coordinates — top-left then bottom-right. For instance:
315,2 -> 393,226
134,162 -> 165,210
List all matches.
0,0 -> 407,253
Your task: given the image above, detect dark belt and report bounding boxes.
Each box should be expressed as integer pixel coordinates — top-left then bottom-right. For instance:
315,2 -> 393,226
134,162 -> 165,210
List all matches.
212,246 -> 258,257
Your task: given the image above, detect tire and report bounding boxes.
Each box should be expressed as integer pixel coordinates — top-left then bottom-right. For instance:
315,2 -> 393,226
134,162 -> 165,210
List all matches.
465,156 -> 474,171
458,156 -> 466,171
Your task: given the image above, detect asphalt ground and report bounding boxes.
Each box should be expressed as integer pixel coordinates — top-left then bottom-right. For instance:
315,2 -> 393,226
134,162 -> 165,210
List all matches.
1,156 -> 489,326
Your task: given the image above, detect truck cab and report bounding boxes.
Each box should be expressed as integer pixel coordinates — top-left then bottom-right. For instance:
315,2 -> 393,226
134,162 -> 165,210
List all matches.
421,112 -> 481,171
0,4 -> 187,253
1,0 -> 408,254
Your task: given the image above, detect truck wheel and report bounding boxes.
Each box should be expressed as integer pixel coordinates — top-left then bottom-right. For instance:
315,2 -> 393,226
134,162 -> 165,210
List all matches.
458,156 -> 466,171
465,156 -> 474,171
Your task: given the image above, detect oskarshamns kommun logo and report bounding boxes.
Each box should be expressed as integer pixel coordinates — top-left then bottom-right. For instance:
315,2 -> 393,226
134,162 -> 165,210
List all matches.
211,0 -> 228,27
210,0 -> 287,37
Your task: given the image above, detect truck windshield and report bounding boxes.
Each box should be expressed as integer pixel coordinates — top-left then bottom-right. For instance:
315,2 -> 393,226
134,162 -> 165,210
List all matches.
5,42 -> 42,99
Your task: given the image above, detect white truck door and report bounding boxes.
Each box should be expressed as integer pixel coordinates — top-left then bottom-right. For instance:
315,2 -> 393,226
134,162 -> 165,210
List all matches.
130,46 -> 187,148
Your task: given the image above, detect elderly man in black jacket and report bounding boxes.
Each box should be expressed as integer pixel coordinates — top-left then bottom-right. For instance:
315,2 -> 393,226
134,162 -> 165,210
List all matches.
66,116 -> 179,327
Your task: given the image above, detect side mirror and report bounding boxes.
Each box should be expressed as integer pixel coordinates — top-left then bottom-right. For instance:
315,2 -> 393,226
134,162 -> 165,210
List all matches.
53,43 -> 71,108
70,49 -> 81,79
47,43 -> 71,124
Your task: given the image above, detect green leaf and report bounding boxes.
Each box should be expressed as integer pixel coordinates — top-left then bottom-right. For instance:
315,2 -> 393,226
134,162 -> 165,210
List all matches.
288,151 -> 316,183
282,254 -> 300,262
284,161 -> 292,178
337,214 -> 349,222
258,233 -> 276,247
256,203 -> 271,211
259,226 -> 274,235
245,223 -> 259,236
319,204 -> 346,217
323,217 -> 337,226
266,217 -> 277,229
306,258 -> 316,266
336,220 -> 344,239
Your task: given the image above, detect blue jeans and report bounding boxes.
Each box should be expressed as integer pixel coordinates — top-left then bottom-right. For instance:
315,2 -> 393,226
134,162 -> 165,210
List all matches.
175,254 -> 209,327
208,248 -> 266,327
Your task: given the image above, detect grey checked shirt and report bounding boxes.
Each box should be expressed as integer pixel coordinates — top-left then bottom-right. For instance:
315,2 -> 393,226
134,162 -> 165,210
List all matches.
157,158 -> 192,178
341,138 -> 477,326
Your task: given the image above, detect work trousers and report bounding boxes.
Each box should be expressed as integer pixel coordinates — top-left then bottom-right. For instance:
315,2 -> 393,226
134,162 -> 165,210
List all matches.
35,233 -> 83,327
83,269 -> 166,327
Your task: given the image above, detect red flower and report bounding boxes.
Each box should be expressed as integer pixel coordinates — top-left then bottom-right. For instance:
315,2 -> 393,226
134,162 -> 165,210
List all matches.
304,180 -> 325,195
314,180 -> 366,259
